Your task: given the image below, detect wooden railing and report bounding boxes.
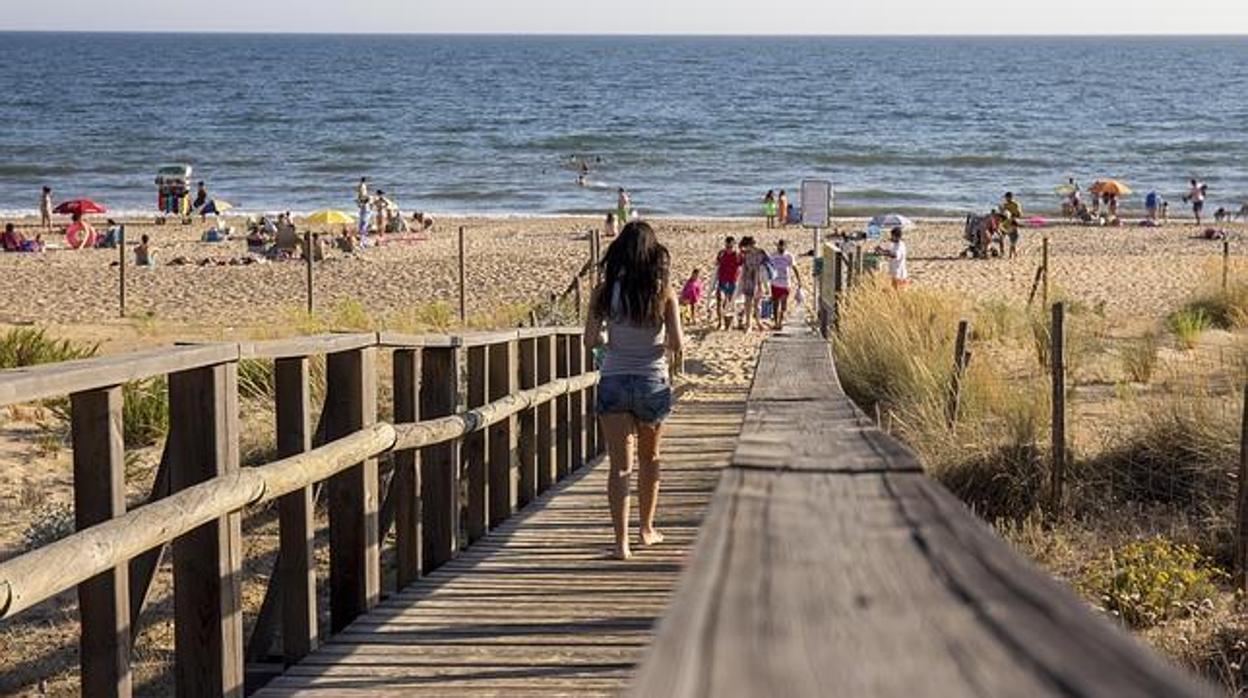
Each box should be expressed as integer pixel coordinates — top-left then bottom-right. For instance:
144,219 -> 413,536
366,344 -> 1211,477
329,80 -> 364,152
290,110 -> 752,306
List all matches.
0,327 -> 602,697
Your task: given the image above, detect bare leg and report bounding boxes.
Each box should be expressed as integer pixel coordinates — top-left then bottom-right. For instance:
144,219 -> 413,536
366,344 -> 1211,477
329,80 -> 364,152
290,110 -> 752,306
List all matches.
636,421 -> 664,546
599,413 -> 636,560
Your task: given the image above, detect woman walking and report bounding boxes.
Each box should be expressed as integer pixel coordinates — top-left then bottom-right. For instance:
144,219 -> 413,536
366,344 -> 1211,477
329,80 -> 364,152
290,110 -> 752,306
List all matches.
584,221 -> 684,560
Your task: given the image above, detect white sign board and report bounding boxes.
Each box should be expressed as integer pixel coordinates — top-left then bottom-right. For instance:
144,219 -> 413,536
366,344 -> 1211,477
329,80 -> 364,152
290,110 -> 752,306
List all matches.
801,179 -> 832,229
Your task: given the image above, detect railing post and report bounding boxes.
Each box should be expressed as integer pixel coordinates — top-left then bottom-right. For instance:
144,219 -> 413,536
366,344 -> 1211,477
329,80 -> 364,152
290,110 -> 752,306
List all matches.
832,247 -> 844,333
274,357 -> 316,663
584,340 -> 599,459
488,340 -> 517,525
420,345 -> 459,574
324,347 -> 380,633
569,332 -> 586,470
536,334 -> 557,492
393,348 -> 423,589
70,386 -> 132,698
1050,302 -> 1067,514
517,336 -> 538,507
555,334 -> 572,478
464,344 -> 488,544
168,363 -> 244,697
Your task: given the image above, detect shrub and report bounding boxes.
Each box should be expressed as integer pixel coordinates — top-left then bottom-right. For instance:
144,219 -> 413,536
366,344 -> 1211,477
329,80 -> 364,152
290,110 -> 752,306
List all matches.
1179,281 -> 1248,330
386,302 -> 457,334
1170,308 -> 1211,350
1120,333 -> 1161,383
973,300 -> 1022,343
1080,536 -> 1223,628
331,298 -> 375,330
22,502 -> 76,551
123,378 -> 169,448
0,327 -> 97,369
238,358 -> 275,401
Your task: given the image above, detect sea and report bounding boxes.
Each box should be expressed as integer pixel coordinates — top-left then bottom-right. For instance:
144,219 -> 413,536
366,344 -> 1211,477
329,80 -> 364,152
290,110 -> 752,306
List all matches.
1,33 -> 1247,218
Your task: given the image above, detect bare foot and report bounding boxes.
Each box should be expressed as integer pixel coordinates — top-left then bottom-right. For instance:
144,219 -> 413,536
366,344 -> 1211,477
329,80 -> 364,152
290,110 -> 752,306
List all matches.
609,544 -> 633,560
639,528 -> 665,546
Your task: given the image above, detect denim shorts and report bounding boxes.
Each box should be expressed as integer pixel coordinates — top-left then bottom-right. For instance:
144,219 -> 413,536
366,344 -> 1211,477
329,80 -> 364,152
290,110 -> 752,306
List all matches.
596,374 -> 672,424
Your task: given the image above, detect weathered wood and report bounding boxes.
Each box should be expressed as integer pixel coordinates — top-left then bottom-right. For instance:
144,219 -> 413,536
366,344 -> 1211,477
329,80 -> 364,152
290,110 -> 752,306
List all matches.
275,357 -> 317,663
238,333 -> 378,360
0,343 -> 238,406
118,225 -> 126,318
375,331 -> 459,349
168,363 -> 245,697
324,348 -> 381,634
488,340 -> 516,526
831,246 -> 844,332
584,340 -> 599,459
392,348 -> 423,589
128,447 -> 170,635
517,338 -> 538,507
419,346 -> 459,574
464,345 -> 489,544
1238,386 -> 1248,592
536,334 -> 557,493
630,324 -> 1215,698
947,319 -> 970,428
555,334 -> 572,479
568,333 -> 586,470
70,387 -> 132,698
1042,235 -> 1051,309
1051,302 -> 1067,512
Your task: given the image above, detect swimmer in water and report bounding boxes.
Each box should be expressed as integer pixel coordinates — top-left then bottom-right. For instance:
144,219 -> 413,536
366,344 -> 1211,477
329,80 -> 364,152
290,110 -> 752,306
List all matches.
577,174 -> 587,187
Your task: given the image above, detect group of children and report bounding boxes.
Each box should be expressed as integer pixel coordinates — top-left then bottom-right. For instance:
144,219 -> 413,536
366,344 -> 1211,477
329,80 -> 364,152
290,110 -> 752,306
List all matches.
678,235 -> 803,332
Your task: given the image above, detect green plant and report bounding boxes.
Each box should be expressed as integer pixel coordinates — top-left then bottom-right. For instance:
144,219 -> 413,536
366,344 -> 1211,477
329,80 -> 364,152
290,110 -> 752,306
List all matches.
238,358 -> 275,401
0,327 -> 97,369
331,298 -> 375,330
1080,536 -> 1223,628
1170,308 -> 1211,350
21,502 -> 76,551
1120,333 -> 1161,383
123,378 -> 169,448
973,300 -> 1021,343
386,301 -> 457,334
1179,281 -> 1248,330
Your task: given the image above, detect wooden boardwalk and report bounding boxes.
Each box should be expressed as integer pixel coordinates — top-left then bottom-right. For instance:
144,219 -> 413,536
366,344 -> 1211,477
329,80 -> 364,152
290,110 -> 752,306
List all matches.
256,386 -> 747,696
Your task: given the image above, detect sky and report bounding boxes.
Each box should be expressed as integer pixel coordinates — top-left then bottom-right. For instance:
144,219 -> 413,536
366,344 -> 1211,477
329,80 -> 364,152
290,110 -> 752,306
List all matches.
2,0 -> 1247,35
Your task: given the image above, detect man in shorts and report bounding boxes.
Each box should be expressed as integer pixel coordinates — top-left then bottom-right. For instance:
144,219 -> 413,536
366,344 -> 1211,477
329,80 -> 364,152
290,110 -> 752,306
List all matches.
1001,191 -> 1023,259
874,227 -> 909,290
768,239 -> 801,329
714,236 -> 742,330
1184,178 -> 1207,226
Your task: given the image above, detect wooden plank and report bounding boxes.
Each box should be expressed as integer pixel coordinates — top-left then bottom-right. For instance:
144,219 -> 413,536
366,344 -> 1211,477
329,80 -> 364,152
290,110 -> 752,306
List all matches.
375,331 -> 459,349
0,343 -> 238,406
70,387 -> 132,698
127,446 -> 170,636
555,335 -> 571,479
584,341 -> 599,459
464,345 -> 489,544
168,363 -> 245,697
536,335 -> 557,493
419,346 -> 459,574
239,333 -> 378,360
275,357 -> 317,663
324,348 -> 381,634
568,333 -> 585,471
517,338 -> 538,507
393,349 -> 423,589
487,340 -> 516,526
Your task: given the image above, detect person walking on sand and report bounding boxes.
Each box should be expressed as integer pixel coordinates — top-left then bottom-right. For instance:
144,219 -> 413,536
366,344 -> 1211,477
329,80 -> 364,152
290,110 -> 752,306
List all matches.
373,189 -> 392,238
769,239 -> 801,329
714,236 -> 743,330
777,190 -> 789,227
356,176 -> 370,206
1001,191 -> 1023,259
874,227 -> 909,290
763,190 -> 777,229
584,220 -> 683,561
738,236 -> 770,332
1183,178 -> 1207,226
604,211 -> 618,238
617,188 -> 632,223
39,186 -> 53,230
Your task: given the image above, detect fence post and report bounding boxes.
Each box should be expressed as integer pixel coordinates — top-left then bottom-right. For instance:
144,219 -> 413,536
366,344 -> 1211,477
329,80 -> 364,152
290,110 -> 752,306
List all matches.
584,340 -> 599,459
518,337 -> 538,507
458,226 -> 467,325
118,224 -> 126,319
420,345 -> 459,574
1224,239 -> 1231,294
168,363 -> 243,697
488,340 -> 517,526
537,334 -> 558,492
464,344 -> 488,544
392,348 -> 422,589
569,332 -> 586,470
274,357 -> 316,663
1050,302 -> 1066,514
324,347 -> 380,633
832,247 -> 844,333
574,279 -> 583,322
70,387 -> 132,698
304,232 -> 314,315
947,320 -> 971,428
1042,236 -> 1050,310
1238,386 -> 1248,592
555,334 -> 572,479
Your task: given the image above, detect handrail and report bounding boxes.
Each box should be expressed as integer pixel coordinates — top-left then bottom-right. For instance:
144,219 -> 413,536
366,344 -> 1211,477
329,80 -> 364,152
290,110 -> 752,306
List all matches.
0,369 -> 598,621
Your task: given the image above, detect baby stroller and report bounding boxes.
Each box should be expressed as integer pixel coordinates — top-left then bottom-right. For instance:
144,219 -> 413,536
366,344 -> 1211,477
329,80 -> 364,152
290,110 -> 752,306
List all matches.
961,213 -> 994,259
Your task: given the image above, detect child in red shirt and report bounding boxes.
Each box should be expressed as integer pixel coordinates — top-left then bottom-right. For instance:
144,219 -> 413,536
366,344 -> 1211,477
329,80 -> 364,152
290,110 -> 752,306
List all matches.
714,236 -> 743,330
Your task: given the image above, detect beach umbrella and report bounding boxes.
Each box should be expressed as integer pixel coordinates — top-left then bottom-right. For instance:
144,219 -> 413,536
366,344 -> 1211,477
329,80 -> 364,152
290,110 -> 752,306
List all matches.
1055,183 -> 1077,196
1090,180 -> 1132,197
868,213 -> 915,231
200,199 -> 234,216
53,198 -> 107,216
304,209 -> 354,227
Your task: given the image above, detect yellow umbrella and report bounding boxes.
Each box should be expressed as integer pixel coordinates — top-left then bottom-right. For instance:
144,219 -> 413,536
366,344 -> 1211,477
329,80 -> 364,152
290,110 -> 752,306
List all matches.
1089,180 -> 1132,197
304,209 -> 354,226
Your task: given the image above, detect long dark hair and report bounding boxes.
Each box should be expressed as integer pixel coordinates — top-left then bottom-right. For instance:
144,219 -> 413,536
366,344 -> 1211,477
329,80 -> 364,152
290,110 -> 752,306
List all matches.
594,220 -> 669,326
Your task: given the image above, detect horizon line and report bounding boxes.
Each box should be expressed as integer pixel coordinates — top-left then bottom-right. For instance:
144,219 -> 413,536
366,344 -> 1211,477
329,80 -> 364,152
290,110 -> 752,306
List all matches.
0,29 -> 1246,38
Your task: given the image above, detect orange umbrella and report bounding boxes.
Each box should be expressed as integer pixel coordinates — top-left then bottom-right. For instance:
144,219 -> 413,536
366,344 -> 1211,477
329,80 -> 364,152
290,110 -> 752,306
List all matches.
1089,180 -> 1132,197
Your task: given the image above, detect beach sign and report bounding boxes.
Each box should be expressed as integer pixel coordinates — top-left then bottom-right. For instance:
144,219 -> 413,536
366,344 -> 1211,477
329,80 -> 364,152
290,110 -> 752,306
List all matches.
801,179 -> 832,229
